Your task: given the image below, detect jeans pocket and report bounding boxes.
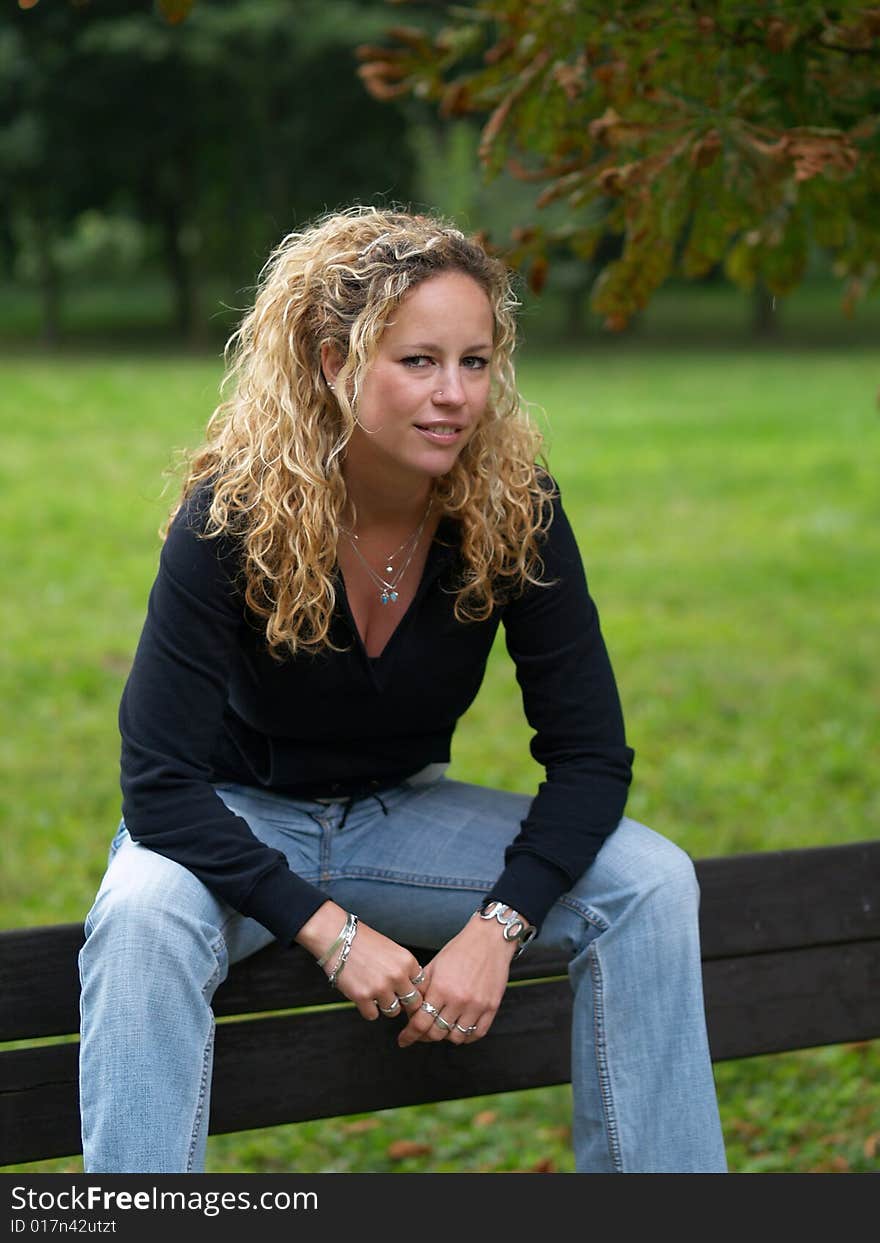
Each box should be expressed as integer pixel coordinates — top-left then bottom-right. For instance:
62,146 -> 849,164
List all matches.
108,820 -> 128,863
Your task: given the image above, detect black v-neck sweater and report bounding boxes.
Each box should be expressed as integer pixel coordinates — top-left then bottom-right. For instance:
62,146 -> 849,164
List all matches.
118,486 -> 634,944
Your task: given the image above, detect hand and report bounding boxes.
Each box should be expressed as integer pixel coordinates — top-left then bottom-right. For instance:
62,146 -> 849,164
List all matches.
397,912 -> 518,1049
296,901 -> 425,1021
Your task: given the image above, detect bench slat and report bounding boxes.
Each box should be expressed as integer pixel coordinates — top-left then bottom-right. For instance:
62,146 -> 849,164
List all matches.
696,840 -> 880,959
3,842 -> 879,1043
703,939 -> 880,1060
3,939 -> 879,1167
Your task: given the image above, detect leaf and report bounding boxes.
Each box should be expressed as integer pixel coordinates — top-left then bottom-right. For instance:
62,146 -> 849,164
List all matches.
765,19 -> 798,54
440,81 -> 472,118
690,130 -> 722,170
157,0 -> 195,25
473,1110 -> 498,1127
484,36 -> 516,66
357,62 -> 411,102
528,254 -> 549,294
341,1119 -> 379,1134
553,62 -> 586,102
387,1140 -> 433,1160
595,163 -> 636,196
783,132 -> 859,183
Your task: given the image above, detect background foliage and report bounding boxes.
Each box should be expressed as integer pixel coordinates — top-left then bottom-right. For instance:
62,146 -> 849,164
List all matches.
2,0 -> 415,342
5,2 -> 880,344
359,1 -> 880,327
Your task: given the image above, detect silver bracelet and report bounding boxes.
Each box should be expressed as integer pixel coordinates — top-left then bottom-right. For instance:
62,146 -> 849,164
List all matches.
475,901 -> 537,959
327,913 -> 358,988
317,915 -> 351,968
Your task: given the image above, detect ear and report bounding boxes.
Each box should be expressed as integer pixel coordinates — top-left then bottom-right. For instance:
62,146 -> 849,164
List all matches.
320,343 -> 344,388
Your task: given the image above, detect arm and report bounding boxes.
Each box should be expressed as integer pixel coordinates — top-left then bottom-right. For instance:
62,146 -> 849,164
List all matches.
122,492 -> 429,1014
119,490 -> 328,944
398,483 -> 634,1046
488,484 -> 635,928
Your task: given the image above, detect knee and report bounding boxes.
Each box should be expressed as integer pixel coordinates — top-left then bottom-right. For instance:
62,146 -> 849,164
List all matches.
80,876 -> 225,990
595,818 -> 701,928
638,828 -> 701,913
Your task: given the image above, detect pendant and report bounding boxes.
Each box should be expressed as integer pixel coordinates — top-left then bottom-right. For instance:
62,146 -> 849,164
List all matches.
380,589 -> 399,604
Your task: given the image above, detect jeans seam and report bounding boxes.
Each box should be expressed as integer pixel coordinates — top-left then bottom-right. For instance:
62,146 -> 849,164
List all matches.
318,816 -> 334,884
185,934 -> 224,1173
557,894 -> 608,933
589,941 -> 623,1173
322,867 -> 494,893
186,1022 -> 215,1173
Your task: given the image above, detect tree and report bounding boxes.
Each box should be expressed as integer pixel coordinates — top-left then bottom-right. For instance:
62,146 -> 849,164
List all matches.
4,0 -> 415,343
356,1 -> 880,330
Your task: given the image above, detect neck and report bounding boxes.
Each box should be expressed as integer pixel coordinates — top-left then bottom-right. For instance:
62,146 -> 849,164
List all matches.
342,468 -> 433,531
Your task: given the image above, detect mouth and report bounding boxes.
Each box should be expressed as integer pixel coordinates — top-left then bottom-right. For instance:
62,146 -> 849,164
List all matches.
413,422 -> 466,445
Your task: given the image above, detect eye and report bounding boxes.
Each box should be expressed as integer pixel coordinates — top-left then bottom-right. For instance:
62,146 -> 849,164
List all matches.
401,354 -> 433,368
462,356 -> 490,370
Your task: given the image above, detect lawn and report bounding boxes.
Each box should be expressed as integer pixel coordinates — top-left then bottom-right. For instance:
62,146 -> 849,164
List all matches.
2,324 -> 878,1173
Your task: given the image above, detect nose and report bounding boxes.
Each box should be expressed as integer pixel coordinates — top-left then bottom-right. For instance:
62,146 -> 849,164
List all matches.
433,369 -> 466,407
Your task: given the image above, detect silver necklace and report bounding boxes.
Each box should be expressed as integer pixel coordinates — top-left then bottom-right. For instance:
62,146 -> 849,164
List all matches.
341,501 -> 432,605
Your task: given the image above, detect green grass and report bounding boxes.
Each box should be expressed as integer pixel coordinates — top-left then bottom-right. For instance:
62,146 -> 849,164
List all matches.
2,327 -> 878,1173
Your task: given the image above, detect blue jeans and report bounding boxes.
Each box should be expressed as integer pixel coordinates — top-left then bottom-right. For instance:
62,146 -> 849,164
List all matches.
78,774 -> 727,1173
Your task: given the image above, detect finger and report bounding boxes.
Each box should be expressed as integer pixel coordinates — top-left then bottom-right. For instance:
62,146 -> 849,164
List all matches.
400,999 -> 448,1046
444,1015 -> 479,1046
427,1011 -> 455,1042
464,1014 -> 492,1042
396,963 -> 426,1000
398,1004 -> 437,1047
354,995 -> 380,1021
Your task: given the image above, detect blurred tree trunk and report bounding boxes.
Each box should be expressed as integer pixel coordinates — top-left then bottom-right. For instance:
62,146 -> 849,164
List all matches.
752,278 -> 782,339
35,217 -> 61,347
160,199 -> 200,346
0,214 -> 15,280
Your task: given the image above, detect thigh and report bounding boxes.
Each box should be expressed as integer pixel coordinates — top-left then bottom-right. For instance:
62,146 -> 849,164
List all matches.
86,783 -> 327,966
325,777 -> 534,948
539,815 -> 701,957
327,780 -> 689,960
85,824 -> 273,966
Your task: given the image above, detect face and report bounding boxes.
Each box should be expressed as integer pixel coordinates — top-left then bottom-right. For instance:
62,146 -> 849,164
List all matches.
330,270 -> 495,491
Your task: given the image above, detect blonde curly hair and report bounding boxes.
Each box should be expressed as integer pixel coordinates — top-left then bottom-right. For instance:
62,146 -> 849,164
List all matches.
168,205 -> 554,656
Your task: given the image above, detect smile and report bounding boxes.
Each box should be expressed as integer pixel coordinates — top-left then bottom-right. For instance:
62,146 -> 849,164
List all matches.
414,424 -> 464,444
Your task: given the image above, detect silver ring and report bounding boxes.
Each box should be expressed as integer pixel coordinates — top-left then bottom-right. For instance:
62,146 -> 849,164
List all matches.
434,1015 -> 453,1032
411,970 -> 426,986
398,988 -> 419,1005
454,1022 -> 477,1035
378,999 -> 401,1015
420,1001 -> 440,1017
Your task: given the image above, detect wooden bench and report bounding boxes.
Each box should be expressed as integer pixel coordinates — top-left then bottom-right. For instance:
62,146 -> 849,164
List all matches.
2,840 -> 879,1168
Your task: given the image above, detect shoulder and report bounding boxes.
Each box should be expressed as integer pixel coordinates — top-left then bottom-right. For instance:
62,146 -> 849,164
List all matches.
160,484 -> 244,600
534,472 -> 582,563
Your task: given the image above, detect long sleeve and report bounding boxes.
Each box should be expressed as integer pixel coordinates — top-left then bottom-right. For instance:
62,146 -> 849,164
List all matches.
485,488 -> 635,929
118,492 -> 329,944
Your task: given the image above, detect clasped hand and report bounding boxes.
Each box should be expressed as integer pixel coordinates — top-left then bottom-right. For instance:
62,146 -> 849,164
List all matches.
297,901 -> 518,1048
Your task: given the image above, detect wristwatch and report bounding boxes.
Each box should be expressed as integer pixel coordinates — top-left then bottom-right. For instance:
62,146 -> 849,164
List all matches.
476,899 -> 537,959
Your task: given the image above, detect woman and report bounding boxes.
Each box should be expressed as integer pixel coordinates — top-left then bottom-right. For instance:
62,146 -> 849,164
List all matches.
78,206 -> 727,1174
